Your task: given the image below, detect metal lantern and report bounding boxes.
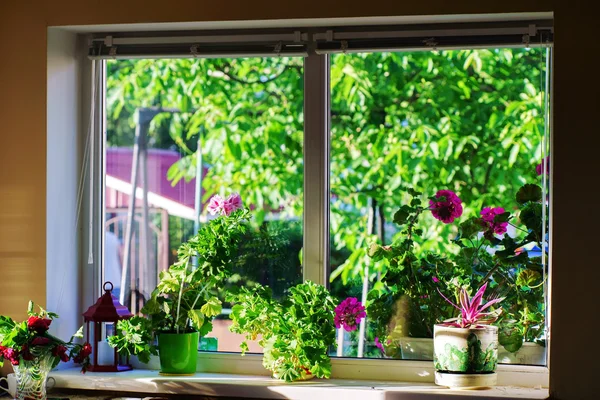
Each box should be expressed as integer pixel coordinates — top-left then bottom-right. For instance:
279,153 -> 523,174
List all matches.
82,281 -> 134,372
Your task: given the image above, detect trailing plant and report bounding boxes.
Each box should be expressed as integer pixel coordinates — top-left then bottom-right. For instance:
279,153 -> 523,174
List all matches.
228,281 -> 339,382
0,301 -> 91,372
109,193 -> 249,361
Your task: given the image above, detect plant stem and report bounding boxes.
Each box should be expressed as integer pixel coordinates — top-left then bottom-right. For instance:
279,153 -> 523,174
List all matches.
508,222 -> 529,234
175,258 -> 189,333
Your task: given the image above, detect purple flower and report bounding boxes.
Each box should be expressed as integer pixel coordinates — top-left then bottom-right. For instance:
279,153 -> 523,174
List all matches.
207,195 -> 225,215
223,193 -> 243,215
432,276 -> 440,283
536,156 -> 550,176
334,297 -> 366,332
374,337 -> 385,354
429,190 -> 463,224
481,207 -> 508,235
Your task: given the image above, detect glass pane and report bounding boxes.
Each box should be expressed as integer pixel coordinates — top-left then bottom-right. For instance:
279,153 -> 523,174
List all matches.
329,48 -> 550,365
104,57 -> 304,353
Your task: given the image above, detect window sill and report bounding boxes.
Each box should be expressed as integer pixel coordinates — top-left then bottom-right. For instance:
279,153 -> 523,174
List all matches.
49,368 -> 549,400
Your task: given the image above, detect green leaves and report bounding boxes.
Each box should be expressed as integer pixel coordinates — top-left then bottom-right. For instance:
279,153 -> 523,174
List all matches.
516,184 -> 542,205
516,269 -> 542,290
459,217 -> 484,240
499,325 -> 525,353
187,310 -> 205,331
200,297 -> 222,318
108,317 -> 157,364
520,202 -> 543,237
393,207 -> 411,225
229,282 -> 336,381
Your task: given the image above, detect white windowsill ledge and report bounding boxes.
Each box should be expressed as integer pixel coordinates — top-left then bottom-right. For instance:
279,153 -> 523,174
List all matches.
49,368 -> 549,400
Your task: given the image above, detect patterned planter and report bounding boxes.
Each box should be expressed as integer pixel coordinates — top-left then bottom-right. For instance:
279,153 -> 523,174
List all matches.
433,324 -> 498,388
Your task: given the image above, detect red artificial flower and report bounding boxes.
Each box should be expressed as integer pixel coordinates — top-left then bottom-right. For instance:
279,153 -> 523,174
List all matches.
27,316 -> 52,333
31,336 -> 51,346
52,345 -> 70,362
81,342 -> 92,358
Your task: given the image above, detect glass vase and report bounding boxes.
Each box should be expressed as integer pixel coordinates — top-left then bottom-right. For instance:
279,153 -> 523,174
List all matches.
12,354 -> 54,400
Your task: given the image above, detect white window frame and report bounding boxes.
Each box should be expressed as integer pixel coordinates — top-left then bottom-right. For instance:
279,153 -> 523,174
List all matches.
86,20 -> 552,388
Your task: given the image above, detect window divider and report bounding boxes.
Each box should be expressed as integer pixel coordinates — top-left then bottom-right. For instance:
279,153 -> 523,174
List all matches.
302,49 -> 330,286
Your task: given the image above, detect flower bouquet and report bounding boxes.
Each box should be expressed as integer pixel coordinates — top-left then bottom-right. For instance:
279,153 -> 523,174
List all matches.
0,302 -> 91,400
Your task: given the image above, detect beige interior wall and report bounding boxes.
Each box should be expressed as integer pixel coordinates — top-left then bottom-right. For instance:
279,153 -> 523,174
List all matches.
1,1 -> 598,398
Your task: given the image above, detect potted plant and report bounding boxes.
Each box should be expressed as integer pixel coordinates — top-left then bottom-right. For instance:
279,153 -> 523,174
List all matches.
434,282 -> 503,388
0,302 -> 91,400
229,282 -> 362,382
108,193 -> 249,375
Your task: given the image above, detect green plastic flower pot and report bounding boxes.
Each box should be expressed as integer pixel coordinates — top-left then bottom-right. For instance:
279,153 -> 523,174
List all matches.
157,332 -> 199,375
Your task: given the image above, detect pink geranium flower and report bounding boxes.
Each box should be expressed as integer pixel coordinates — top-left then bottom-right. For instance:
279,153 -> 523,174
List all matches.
207,195 -> 226,216
481,207 -> 508,235
429,190 -> 463,224
207,193 -> 243,216
334,297 -> 366,332
223,193 -> 243,216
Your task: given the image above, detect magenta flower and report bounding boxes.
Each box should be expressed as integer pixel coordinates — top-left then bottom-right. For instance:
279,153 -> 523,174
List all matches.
481,207 -> 508,235
432,276 -> 440,283
223,193 -> 243,216
536,156 -> 550,176
429,190 -> 463,224
207,194 -> 226,215
334,297 -> 366,332
374,337 -> 385,354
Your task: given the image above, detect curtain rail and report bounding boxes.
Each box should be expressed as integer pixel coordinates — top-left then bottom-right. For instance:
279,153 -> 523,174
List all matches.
88,20 -> 553,59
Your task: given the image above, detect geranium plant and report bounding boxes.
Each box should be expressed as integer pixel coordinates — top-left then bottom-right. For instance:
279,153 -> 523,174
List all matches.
367,172 -> 548,357
229,282 -> 339,382
108,193 -> 249,363
0,301 -> 91,372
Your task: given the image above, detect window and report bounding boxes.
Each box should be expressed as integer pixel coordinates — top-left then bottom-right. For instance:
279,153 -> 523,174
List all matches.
96,20 -> 552,370
104,57 -> 304,352
329,48 -> 550,365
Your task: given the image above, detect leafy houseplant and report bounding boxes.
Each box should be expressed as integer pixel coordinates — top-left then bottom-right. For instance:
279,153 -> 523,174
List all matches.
0,302 -> 91,400
433,283 -> 503,388
229,282 -> 340,382
108,193 -> 249,375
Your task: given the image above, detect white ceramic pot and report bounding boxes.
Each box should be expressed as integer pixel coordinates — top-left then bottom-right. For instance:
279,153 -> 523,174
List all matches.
433,324 -> 498,388
498,342 -> 546,365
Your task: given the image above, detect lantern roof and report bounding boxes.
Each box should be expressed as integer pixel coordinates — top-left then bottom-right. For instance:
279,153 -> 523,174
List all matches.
83,282 -> 133,322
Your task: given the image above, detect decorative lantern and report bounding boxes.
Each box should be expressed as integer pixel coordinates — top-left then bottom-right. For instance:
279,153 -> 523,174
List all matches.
83,281 -> 134,372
